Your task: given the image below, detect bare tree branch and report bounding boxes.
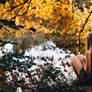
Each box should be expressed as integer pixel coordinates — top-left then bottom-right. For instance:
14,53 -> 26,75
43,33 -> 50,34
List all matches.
80,11 -> 92,33
79,10 -> 92,53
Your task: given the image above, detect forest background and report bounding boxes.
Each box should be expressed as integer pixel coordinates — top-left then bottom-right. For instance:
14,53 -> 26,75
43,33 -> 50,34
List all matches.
0,0 -> 92,92
0,0 -> 92,54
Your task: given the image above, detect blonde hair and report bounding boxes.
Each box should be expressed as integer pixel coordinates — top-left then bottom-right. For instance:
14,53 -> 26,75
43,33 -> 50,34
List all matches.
86,32 -> 92,50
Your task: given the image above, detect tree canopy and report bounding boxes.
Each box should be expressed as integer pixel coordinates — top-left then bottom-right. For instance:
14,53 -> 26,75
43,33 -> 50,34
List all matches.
0,0 -> 92,53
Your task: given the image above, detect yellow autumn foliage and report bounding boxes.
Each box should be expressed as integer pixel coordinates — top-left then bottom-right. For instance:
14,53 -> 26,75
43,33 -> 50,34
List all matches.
0,0 -> 75,31
0,0 -> 91,38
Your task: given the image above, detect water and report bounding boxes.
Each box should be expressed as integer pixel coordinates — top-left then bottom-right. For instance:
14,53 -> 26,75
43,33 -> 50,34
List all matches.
0,41 -> 77,91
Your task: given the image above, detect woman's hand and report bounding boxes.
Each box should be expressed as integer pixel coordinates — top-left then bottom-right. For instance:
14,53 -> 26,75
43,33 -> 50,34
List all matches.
77,55 -> 87,72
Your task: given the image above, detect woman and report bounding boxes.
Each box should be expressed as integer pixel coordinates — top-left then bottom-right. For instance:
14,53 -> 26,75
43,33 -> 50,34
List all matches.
71,32 -> 92,84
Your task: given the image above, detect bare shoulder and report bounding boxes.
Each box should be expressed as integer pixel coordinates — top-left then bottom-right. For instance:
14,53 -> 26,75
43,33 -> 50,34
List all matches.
86,50 -> 91,55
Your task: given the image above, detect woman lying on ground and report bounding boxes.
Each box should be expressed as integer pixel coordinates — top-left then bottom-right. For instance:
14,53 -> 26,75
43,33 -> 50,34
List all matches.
71,32 -> 92,85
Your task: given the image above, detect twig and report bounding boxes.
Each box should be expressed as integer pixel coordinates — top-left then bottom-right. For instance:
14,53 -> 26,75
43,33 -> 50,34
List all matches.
79,11 -> 92,53
80,11 -> 92,33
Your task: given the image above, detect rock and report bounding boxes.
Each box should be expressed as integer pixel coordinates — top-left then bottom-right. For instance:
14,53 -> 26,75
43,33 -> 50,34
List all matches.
78,86 -> 92,92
